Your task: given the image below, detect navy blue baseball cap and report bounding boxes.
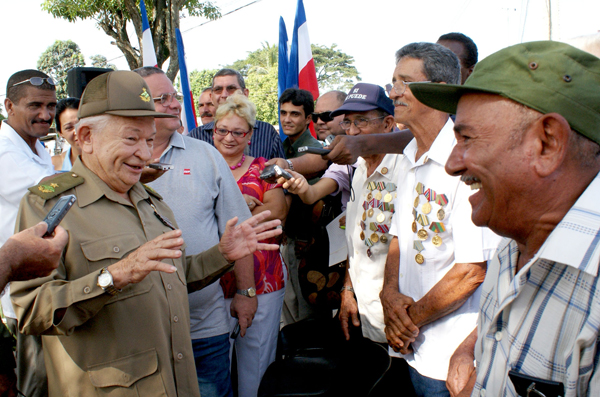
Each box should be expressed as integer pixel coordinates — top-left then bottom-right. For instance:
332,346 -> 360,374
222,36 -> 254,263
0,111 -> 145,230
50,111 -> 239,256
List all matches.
330,83 -> 394,117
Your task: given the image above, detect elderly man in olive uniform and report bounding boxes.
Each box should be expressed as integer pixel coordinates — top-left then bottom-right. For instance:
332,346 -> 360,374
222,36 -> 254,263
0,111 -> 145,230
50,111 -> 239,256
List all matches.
10,71 -> 281,397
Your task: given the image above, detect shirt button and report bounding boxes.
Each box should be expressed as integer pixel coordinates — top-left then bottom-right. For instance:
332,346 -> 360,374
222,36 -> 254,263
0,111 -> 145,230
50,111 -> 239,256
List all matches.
495,331 -> 503,341
173,316 -> 179,323
83,286 -> 91,294
480,389 -> 486,397
113,246 -> 120,253
167,284 -> 172,290
177,353 -> 183,360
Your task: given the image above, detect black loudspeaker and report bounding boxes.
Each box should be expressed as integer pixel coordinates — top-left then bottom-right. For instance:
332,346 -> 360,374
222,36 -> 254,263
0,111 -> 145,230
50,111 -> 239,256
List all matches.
66,67 -> 113,98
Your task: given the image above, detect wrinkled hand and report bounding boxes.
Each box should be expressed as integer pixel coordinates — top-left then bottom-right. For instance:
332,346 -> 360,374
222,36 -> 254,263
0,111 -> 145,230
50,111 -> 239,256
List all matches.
4,222 -> 68,282
140,158 -> 168,184
380,287 -> 419,353
277,170 -> 308,195
339,290 -> 360,340
219,211 -> 282,263
447,350 -> 475,397
265,157 -> 290,170
109,229 -> 184,289
323,135 -> 363,165
243,194 -> 263,212
230,293 -> 257,337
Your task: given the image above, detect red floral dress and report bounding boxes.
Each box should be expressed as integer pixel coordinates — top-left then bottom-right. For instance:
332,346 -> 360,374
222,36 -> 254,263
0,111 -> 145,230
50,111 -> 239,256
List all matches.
220,157 -> 285,297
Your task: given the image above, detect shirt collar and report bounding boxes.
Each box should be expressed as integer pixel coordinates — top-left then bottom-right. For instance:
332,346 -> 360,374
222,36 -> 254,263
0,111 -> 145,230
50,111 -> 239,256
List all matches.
72,158 -> 149,208
530,172 -> 600,277
403,118 -> 455,168
1,120 -> 51,164
357,153 -> 400,182
284,129 -> 315,154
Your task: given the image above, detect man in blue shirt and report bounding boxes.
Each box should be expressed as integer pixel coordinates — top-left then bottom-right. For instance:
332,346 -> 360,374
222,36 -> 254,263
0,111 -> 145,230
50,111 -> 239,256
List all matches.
189,68 -> 284,160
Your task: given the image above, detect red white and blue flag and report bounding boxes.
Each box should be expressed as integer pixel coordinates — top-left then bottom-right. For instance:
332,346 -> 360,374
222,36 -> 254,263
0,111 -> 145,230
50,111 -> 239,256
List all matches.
279,0 -> 319,139
140,0 -> 158,67
175,28 -> 197,135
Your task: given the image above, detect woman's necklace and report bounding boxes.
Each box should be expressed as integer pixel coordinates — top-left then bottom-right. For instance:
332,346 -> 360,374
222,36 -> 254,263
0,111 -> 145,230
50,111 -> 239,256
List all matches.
230,154 -> 246,170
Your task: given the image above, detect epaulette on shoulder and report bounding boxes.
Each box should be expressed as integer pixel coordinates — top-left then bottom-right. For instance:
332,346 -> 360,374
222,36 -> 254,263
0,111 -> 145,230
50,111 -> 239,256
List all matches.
143,184 -> 163,200
28,172 -> 85,200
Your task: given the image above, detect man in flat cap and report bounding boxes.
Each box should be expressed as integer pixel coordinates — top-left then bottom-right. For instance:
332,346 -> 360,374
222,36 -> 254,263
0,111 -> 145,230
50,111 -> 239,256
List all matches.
9,70 -> 281,396
410,41 -> 600,397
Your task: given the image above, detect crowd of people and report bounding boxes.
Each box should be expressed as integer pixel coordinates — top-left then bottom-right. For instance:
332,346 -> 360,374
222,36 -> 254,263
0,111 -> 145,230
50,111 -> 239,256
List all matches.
0,30 -> 599,397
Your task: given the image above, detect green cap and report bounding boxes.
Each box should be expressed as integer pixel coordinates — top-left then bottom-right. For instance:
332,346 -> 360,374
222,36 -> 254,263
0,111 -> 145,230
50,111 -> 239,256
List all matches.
78,70 -> 177,119
410,41 -> 600,144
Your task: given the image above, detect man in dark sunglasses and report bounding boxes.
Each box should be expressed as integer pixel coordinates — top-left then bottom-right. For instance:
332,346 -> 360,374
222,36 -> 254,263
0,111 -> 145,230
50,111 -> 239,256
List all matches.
313,91 -> 347,141
0,69 -> 58,397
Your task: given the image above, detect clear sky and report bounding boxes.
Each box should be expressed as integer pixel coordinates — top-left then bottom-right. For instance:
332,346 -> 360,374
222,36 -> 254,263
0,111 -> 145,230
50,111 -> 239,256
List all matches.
1,0 -> 598,111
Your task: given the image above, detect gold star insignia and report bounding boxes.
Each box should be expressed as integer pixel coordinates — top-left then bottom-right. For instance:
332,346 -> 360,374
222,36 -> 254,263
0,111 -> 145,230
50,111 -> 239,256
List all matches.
50,183 -> 59,188
140,88 -> 151,102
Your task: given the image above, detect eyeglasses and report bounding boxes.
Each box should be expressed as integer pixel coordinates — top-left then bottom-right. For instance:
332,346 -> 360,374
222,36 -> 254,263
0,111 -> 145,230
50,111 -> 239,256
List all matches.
11,77 -> 56,88
339,116 -> 386,130
214,127 -> 252,138
153,92 -> 182,106
212,85 -> 243,95
390,80 -> 431,96
312,111 -> 333,123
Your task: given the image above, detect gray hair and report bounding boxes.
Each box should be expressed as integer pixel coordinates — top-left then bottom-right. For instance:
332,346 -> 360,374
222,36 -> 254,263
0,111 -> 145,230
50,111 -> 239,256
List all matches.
76,114 -> 112,134
213,68 -> 246,90
395,42 -> 461,85
132,67 -> 165,78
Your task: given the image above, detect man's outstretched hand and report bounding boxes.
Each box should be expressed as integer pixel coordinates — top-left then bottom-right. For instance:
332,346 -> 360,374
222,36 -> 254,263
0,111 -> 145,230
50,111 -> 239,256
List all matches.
219,211 -> 282,262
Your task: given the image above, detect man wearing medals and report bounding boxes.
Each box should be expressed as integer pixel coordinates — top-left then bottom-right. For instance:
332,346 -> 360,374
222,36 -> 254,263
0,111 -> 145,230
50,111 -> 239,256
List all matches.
380,43 -> 501,397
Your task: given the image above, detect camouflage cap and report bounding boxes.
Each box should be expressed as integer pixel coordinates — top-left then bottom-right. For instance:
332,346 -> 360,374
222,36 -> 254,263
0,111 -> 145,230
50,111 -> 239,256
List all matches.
409,41 -> 600,144
78,70 -> 177,119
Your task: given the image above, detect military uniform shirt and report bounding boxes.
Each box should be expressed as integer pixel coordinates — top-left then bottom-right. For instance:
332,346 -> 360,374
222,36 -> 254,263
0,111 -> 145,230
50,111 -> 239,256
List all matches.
11,159 -> 231,397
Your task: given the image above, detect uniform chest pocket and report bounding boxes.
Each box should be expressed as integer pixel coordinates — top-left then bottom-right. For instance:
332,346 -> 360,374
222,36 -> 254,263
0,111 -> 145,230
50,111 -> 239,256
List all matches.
81,233 -> 153,303
88,348 -> 167,395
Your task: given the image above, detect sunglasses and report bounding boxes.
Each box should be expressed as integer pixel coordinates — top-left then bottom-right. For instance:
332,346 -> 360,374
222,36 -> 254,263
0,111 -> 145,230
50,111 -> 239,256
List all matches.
11,77 -> 56,88
312,111 -> 334,123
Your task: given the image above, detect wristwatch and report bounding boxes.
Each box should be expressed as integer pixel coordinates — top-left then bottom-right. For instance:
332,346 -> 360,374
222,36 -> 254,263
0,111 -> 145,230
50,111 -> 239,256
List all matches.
340,286 -> 355,294
236,287 -> 257,298
285,159 -> 294,171
97,267 -> 120,296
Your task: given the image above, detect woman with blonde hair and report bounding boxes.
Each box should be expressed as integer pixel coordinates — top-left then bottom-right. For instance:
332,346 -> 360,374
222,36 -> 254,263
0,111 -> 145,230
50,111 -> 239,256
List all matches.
213,93 -> 287,397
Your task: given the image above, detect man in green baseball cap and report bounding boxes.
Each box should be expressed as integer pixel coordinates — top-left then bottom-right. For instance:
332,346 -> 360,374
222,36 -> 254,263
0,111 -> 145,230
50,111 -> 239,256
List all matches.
410,41 -> 600,397
9,70 -> 283,396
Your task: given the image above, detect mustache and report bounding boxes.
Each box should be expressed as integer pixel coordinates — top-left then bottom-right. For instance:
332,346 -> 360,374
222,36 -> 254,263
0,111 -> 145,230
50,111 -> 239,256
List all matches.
460,175 -> 481,184
33,118 -> 52,124
200,112 -> 213,118
394,100 -> 407,107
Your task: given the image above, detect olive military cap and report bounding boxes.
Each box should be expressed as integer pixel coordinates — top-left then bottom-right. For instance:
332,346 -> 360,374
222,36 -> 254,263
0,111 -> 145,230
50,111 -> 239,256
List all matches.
409,41 -> 600,145
78,70 -> 177,119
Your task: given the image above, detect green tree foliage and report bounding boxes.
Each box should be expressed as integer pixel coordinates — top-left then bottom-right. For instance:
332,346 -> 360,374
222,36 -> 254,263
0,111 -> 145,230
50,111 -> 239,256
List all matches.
90,55 -> 117,70
219,42 -> 360,124
42,0 -> 221,81
37,40 -> 86,99
189,68 -> 217,103
311,43 -> 361,92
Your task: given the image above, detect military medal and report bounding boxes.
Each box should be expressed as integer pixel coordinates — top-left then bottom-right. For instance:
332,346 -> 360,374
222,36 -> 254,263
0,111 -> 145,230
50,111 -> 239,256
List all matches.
377,213 -> 385,223
367,209 -> 374,218
432,235 -> 443,247
381,167 -> 388,175
380,235 -> 388,244
417,229 -> 428,240
437,208 -> 445,220
362,212 -> 367,221
414,196 -> 420,208
429,222 -> 446,248
367,192 -> 373,201
360,231 -> 365,240
384,193 -> 392,203
370,233 -> 379,243
413,240 -> 425,265
375,191 -> 382,201
412,221 -> 417,233
422,202 -> 432,214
